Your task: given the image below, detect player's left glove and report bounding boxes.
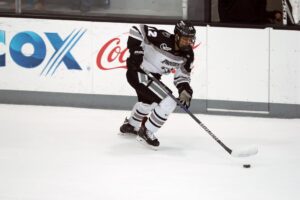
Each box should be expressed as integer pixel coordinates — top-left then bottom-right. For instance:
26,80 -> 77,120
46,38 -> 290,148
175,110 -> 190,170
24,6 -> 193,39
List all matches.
177,83 -> 193,109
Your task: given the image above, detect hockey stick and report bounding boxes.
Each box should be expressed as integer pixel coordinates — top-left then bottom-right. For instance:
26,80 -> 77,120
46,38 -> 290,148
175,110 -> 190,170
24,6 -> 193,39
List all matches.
142,69 -> 258,157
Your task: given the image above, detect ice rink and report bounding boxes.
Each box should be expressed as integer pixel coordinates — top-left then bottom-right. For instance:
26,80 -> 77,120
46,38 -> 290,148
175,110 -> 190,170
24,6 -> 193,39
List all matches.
0,103 -> 299,200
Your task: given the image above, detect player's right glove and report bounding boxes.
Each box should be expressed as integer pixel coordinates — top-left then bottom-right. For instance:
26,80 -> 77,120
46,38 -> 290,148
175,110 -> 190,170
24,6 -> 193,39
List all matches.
177,83 -> 193,109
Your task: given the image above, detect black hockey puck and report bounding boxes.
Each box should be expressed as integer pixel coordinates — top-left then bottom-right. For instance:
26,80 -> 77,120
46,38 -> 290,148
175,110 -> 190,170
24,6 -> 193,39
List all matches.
243,164 -> 251,168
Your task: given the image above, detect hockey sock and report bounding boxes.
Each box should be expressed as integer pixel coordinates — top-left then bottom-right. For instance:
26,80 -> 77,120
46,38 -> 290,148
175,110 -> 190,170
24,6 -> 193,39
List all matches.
129,102 -> 157,131
145,96 -> 177,133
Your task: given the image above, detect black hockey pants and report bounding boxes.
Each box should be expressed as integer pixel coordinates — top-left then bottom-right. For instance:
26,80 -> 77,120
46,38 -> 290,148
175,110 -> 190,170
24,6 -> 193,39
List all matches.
126,69 -> 172,105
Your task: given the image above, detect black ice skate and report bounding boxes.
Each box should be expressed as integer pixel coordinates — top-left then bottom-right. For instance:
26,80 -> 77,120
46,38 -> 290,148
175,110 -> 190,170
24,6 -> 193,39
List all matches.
136,125 -> 160,150
119,118 -> 137,135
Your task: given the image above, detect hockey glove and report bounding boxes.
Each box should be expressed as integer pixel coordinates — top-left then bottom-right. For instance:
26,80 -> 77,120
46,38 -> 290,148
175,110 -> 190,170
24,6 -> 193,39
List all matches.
178,83 -> 193,109
179,90 -> 192,108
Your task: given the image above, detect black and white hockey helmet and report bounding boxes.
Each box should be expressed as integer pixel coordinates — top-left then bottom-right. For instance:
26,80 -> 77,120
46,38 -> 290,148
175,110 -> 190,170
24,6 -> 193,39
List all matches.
174,20 -> 196,51
174,20 -> 196,38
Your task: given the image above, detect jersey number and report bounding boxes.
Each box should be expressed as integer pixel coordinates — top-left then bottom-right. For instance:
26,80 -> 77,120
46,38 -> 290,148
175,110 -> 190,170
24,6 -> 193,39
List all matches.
147,29 -> 157,37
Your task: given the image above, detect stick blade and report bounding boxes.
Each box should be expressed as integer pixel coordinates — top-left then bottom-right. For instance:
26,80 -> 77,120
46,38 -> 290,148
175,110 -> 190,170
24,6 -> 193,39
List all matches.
231,145 -> 258,157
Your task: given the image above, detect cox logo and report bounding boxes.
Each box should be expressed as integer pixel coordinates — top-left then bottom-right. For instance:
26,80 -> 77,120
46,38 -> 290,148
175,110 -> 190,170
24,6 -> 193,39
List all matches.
0,29 -> 86,76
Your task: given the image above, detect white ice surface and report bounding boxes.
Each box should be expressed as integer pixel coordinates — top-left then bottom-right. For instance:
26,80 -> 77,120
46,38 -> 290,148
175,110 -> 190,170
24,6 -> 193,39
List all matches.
0,104 -> 300,200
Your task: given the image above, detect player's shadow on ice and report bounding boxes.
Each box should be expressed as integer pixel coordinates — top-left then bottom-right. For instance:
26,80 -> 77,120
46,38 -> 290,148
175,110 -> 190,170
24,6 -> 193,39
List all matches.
107,134 -> 187,157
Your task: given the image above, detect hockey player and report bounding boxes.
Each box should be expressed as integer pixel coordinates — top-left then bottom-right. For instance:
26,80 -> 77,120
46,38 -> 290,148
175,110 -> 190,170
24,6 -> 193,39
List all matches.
120,20 -> 196,149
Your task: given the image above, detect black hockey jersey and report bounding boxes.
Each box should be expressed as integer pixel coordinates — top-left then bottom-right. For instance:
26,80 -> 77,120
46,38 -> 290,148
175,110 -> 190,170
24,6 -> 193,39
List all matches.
127,24 -> 194,87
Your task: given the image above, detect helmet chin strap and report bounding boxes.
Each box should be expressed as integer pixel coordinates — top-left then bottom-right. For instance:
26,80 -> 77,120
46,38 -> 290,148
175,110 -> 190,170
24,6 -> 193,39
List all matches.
175,35 -> 180,51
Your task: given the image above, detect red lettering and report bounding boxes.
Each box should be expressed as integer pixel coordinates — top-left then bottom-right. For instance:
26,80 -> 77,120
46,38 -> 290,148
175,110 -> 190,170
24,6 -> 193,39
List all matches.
96,38 -> 128,70
96,36 -> 201,71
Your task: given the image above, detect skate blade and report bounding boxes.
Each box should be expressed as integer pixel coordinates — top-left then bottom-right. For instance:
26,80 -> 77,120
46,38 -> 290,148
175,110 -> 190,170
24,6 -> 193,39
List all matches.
118,131 -> 127,136
118,131 -> 137,138
136,136 -> 159,151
